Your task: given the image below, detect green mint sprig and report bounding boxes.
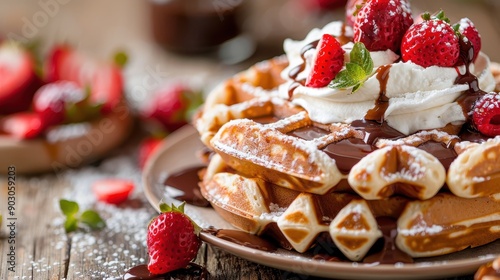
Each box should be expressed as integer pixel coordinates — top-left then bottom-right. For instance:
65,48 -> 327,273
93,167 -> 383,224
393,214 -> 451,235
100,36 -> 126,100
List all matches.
329,42 -> 374,92
59,199 -> 106,233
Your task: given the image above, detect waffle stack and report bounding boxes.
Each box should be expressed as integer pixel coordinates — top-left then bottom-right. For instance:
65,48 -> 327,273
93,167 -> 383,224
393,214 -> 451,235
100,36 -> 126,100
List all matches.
194,57 -> 500,262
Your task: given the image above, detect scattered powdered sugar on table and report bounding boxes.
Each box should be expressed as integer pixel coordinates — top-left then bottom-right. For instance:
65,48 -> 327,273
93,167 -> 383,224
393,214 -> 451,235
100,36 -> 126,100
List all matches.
45,149 -> 157,279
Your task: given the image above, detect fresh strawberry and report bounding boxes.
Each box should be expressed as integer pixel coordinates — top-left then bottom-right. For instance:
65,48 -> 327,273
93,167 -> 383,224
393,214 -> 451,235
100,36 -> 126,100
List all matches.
45,45 -> 123,114
473,92 -> 500,137
0,112 -> 44,139
345,0 -> 366,27
147,203 -> 201,275
401,12 -> 460,68
0,42 -> 41,115
141,84 -> 202,132
138,137 -> 163,169
353,0 -> 413,52
455,18 -> 482,63
32,81 -> 87,127
305,34 -> 345,88
92,179 -> 135,205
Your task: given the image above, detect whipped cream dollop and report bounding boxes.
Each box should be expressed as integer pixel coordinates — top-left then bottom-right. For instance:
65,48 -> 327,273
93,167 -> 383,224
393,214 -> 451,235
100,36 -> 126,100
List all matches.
279,21 -> 496,135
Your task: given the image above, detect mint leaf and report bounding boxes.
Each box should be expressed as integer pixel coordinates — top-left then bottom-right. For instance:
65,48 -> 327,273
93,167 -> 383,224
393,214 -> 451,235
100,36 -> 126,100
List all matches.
80,210 -> 106,230
329,42 -> 374,93
59,199 -> 105,233
350,43 -> 373,75
60,199 -> 79,216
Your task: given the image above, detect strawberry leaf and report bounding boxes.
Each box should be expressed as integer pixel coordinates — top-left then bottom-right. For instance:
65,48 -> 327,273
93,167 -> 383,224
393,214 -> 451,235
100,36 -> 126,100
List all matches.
329,42 -> 374,93
80,210 -> 106,230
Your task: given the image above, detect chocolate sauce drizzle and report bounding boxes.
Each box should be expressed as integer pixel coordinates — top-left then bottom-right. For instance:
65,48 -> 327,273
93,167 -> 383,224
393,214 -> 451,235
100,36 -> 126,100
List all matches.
123,263 -> 209,280
365,65 -> 391,123
164,165 -> 210,207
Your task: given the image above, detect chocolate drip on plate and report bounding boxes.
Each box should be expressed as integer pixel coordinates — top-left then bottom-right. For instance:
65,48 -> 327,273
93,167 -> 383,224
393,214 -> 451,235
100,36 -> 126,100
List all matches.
164,165 -> 210,207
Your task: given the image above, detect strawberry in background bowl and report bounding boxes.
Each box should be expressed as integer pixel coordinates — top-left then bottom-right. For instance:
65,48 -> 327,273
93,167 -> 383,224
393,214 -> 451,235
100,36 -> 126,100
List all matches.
0,41 -> 133,174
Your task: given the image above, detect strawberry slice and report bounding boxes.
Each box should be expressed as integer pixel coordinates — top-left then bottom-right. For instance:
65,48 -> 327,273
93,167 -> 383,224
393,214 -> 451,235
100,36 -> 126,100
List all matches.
305,34 -> 345,88
0,112 -> 44,139
0,42 -> 41,115
45,45 -> 123,115
92,179 -> 135,205
473,92 -> 500,137
138,137 -> 163,170
33,81 -> 87,127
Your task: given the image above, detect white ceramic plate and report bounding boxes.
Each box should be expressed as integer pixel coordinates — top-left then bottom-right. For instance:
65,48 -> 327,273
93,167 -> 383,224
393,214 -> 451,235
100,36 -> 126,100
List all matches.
142,125 -> 500,280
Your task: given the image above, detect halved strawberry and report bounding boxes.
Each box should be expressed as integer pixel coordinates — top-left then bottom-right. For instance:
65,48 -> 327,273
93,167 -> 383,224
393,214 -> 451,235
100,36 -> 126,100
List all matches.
0,42 -> 41,115
401,12 -> 460,68
138,137 -> 163,170
45,45 -> 123,115
473,92 -> 500,137
305,34 -> 345,88
33,81 -> 87,127
455,18 -> 482,64
353,0 -> 413,52
147,203 -> 201,274
92,179 -> 135,205
0,112 -> 44,139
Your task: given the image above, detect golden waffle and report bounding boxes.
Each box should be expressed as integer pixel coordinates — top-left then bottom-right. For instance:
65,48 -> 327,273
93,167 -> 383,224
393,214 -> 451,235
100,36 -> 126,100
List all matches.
194,56 -> 500,261
200,155 -> 500,260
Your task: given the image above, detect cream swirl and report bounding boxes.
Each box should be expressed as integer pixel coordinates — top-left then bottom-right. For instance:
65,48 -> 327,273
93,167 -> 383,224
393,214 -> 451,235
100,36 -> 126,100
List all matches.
279,21 -> 496,135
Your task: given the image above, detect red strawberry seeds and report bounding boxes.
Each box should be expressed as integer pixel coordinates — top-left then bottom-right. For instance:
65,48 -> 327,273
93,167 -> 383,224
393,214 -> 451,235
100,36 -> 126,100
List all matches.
147,203 -> 201,275
401,14 -> 460,68
353,0 -> 413,52
305,34 -> 345,88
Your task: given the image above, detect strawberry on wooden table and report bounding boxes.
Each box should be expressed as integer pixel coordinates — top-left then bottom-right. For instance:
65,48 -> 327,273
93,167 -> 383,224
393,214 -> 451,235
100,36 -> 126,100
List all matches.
473,92 -> 500,137
0,42 -> 41,115
306,0 -> 347,10
92,179 -> 135,205
305,34 -> 345,88
401,11 -> 460,68
353,0 -> 413,52
147,202 -> 201,275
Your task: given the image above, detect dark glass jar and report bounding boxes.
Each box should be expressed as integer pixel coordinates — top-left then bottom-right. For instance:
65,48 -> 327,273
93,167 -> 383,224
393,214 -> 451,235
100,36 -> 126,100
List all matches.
150,0 -> 244,53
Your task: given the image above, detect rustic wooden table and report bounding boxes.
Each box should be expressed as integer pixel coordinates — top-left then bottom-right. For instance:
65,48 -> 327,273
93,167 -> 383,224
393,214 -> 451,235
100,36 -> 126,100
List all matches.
0,1 -> 499,279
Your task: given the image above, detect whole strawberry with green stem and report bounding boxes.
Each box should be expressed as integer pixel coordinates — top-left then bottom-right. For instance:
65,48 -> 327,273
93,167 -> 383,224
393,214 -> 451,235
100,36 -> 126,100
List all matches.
401,11 -> 460,68
147,202 -> 201,275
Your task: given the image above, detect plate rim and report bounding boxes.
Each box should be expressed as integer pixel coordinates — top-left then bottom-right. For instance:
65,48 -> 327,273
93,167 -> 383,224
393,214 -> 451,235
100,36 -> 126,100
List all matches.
142,125 -> 499,279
